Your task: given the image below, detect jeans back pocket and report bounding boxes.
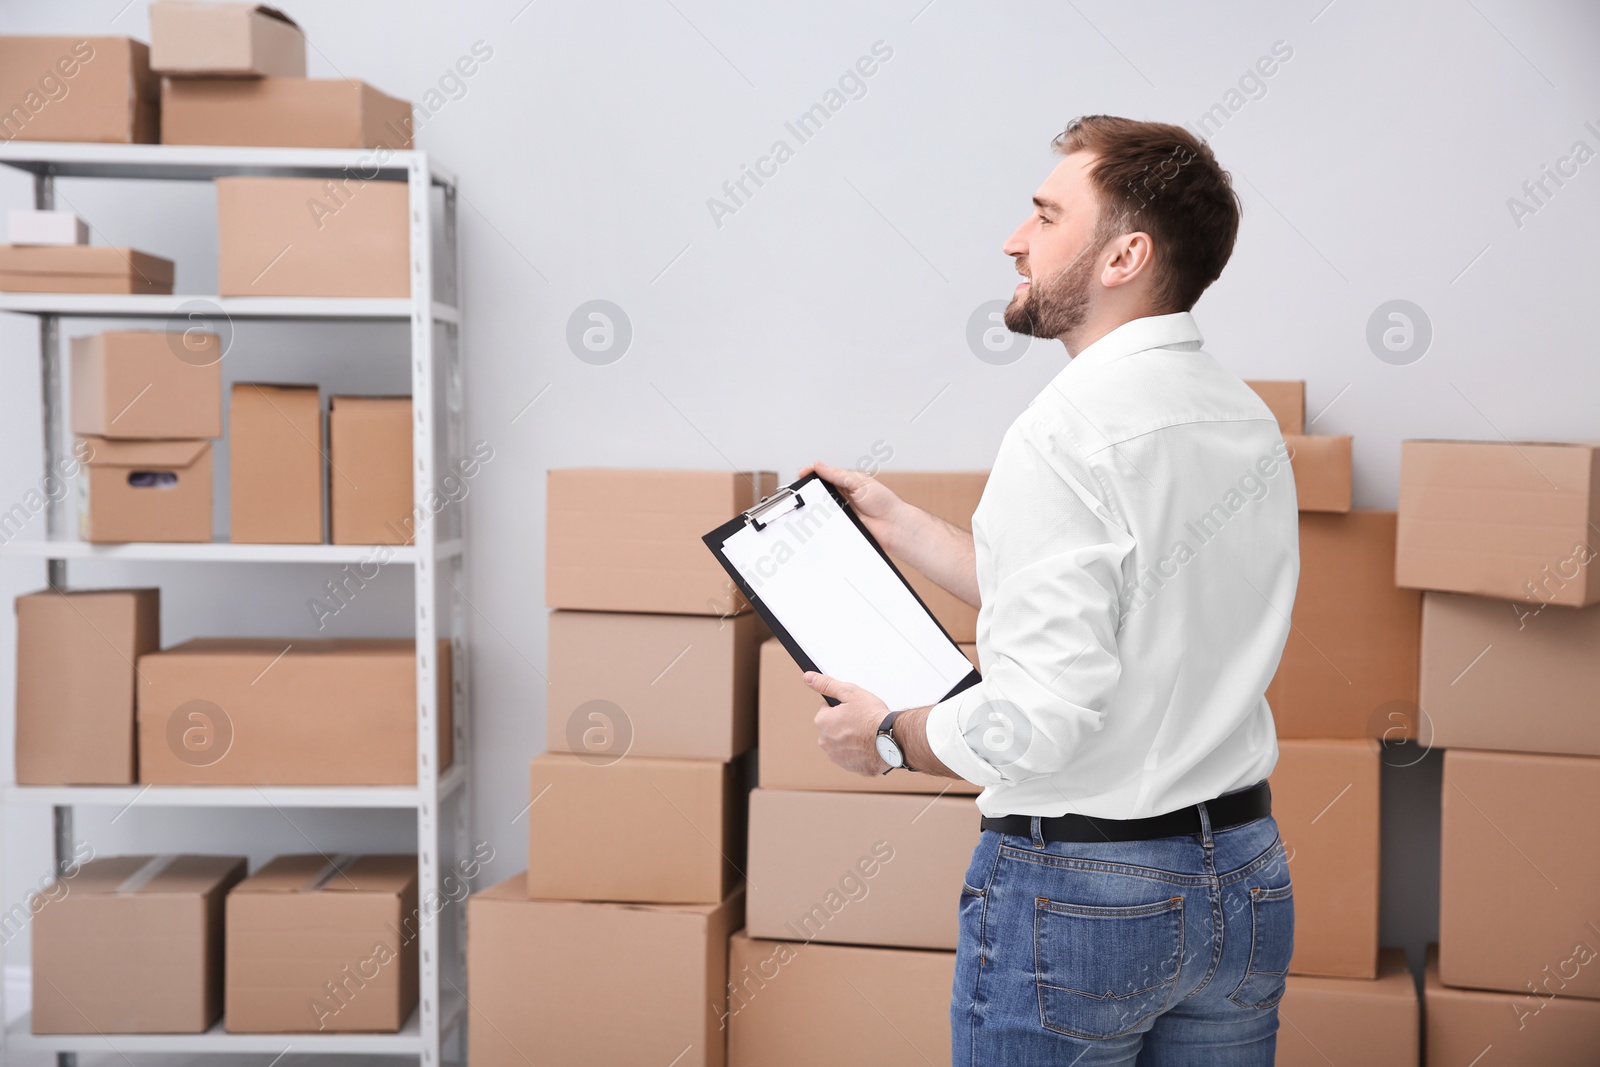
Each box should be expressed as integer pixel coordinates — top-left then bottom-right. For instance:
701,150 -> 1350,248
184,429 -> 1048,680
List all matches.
1228,882 -> 1294,1010
1033,895 -> 1184,1040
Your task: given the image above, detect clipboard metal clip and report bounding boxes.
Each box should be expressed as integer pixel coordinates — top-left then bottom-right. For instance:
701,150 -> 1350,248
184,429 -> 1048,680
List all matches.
744,486 -> 805,531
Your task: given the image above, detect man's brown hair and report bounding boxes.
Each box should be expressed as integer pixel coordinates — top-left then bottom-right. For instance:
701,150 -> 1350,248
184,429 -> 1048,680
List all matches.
1053,115 -> 1241,314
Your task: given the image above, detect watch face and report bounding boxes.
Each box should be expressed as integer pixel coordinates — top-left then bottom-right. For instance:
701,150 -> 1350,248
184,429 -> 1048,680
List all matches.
875,733 -> 904,768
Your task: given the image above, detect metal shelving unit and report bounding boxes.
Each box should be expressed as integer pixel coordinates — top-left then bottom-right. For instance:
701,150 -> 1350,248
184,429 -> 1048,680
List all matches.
0,142 -> 472,1067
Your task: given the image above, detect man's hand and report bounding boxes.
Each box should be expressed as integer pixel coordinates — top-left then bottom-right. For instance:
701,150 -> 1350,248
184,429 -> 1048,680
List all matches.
804,671 -> 890,777
798,460 -> 911,555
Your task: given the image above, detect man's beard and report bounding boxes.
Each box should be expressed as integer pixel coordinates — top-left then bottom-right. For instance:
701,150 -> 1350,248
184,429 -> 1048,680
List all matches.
1003,236 -> 1104,339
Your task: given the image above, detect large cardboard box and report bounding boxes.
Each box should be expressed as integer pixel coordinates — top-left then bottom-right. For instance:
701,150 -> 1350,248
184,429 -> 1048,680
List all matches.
1420,591 -> 1600,757
1266,511 -> 1422,739
15,587 -> 159,785
1440,749 -> 1600,999
1275,948 -> 1417,1067
149,2 -> 306,77
226,854 -> 418,1033
0,37 -> 158,143
163,78 -> 412,149
216,177 -> 409,298
229,383 -> 323,544
328,395 -> 412,545
547,610 -> 763,761
527,753 -> 740,904
78,436 -> 213,543
758,636 -> 981,794
33,854 -> 246,1034
1284,434 -> 1352,513
745,789 -> 977,951
1425,945 -> 1600,1066
873,471 -> 988,642
1246,379 -> 1306,434
726,932 -> 954,1067
1398,439 -> 1600,607
468,873 -> 742,1067
72,331 -> 222,440
0,246 -> 173,294
136,638 -> 452,785
546,469 -> 777,615
1270,739 -> 1381,979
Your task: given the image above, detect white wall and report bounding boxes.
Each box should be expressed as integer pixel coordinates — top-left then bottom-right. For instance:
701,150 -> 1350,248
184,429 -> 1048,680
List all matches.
2,0 -> 1597,1000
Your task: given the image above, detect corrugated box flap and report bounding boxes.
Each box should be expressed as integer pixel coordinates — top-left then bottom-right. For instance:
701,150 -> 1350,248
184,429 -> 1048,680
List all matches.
236,853 -> 414,894
324,854 -> 417,894
153,636 -> 414,658
80,436 -> 209,469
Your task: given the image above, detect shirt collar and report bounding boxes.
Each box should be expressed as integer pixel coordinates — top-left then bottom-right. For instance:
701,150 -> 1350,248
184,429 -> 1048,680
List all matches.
1056,311 -> 1205,376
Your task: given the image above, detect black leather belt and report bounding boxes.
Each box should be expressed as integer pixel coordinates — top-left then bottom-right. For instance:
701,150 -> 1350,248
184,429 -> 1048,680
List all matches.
980,780 -> 1271,843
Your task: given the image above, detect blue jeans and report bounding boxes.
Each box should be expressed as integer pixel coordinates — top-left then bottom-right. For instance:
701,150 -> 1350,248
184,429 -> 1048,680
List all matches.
952,810 -> 1292,1066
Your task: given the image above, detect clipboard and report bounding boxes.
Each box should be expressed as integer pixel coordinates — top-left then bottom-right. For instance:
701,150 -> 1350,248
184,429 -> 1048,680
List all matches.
703,472 -> 981,711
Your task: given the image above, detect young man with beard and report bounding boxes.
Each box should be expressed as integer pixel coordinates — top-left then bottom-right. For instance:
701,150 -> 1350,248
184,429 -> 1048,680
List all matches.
801,115 -> 1300,1064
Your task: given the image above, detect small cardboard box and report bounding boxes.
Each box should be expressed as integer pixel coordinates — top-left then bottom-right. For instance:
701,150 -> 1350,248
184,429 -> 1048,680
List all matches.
0,37 -> 158,143
15,587 -> 159,785
33,854 -> 247,1034
745,788 -> 978,951
136,638 -> 452,785
468,873 -> 742,1067
1398,439 -> 1600,607
757,636 -> 980,794
1440,749 -> 1600,999
328,395 -> 412,545
1283,434 -> 1352,512
874,470 -> 988,641
1266,511 -> 1422,739
546,468 -> 777,614
0,246 -> 173,294
78,436 -> 213,543
8,209 -> 87,245
1246,379 -> 1306,434
216,177 -> 409,298
226,854 -> 419,1033
163,78 -> 412,149
72,331 -> 222,440
149,2 -> 306,77
230,383 -> 323,544
1276,948 -> 1418,1067
727,932 -> 955,1067
1425,945 -> 1600,1064
546,609 -> 763,761
1271,738 -> 1381,979
527,753 -> 740,905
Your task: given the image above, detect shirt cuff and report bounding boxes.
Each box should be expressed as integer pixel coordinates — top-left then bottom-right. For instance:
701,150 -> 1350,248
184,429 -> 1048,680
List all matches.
924,684 -> 1008,789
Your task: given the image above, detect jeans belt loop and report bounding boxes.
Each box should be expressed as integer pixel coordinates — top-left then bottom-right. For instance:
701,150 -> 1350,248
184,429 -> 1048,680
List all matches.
1196,800 -> 1215,847
1030,815 -> 1046,848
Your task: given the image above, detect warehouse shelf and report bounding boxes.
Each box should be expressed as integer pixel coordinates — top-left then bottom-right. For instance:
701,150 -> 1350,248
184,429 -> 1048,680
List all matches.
0,537 -> 462,564
3,766 -> 466,810
0,140 -> 457,187
0,292 -> 458,323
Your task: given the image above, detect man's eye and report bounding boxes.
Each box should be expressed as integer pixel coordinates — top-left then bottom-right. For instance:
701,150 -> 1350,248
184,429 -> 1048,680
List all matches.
1037,214 -> 1052,225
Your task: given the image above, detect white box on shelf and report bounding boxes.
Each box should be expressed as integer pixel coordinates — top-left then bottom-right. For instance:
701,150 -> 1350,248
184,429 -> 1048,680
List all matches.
7,209 -> 89,246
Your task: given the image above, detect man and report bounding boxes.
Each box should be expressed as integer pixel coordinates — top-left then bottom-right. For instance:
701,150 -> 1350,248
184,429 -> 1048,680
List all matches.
801,115 -> 1300,1065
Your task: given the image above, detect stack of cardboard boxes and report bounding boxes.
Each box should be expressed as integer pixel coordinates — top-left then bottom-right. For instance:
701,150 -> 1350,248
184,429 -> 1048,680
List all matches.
467,468 -> 774,1067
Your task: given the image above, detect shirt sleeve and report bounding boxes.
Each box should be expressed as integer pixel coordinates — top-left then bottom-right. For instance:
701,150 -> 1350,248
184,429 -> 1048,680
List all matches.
925,413 -> 1135,787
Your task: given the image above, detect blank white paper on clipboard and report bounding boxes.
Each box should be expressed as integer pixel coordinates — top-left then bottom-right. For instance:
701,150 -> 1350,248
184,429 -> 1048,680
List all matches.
713,477 -> 976,711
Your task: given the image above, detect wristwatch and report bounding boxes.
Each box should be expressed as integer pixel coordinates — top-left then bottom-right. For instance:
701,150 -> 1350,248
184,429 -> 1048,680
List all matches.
875,710 -> 913,774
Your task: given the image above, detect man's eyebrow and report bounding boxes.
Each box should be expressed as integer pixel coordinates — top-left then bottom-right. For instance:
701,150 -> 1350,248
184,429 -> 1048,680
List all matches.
1033,196 -> 1062,214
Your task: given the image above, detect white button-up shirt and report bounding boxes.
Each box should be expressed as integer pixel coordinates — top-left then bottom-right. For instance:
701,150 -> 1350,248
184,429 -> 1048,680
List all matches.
925,311 -> 1299,819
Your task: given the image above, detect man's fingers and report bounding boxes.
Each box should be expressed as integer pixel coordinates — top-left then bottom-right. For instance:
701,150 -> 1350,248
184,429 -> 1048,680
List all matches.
803,670 -> 857,703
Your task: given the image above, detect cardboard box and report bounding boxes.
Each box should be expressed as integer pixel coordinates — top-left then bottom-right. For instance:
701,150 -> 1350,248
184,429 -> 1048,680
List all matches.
1398,439 -> 1600,607
468,873 -> 742,1067
137,638 -> 452,785
1440,749 -> 1600,999
745,789 -> 977,951
547,468 -> 778,615
8,208 -> 87,245
1270,739 -> 1381,979
1425,945 -> 1600,1066
0,246 -> 173,294
757,636 -> 981,794
32,854 -> 246,1034
78,436 -> 213,543
216,177 -> 409,298
1420,591 -> 1600,757
230,383 -> 323,543
226,854 -> 418,1033
15,587 -> 159,785
1246,379 -> 1306,434
72,331 -> 222,440
726,932 -> 953,1066
163,78 -> 412,149
527,753 -> 740,904
546,610 -> 763,761
0,37 -> 158,143
149,2 -> 306,77
874,471 -> 987,642
1275,948 -> 1417,1067
328,395 -> 411,545
1267,511 -> 1422,739
1284,434 -> 1352,512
